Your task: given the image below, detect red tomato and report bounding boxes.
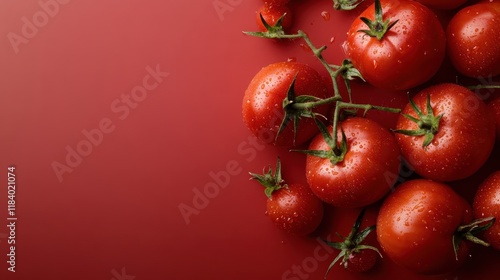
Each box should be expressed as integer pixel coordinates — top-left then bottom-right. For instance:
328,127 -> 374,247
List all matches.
265,183 -> 324,235
320,207 -> 381,276
473,170 -> 500,250
304,117 -> 401,208
446,1 -> 500,78
414,0 -> 469,9
250,159 -> 324,236
344,0 -> 446,90
377,179 -> 474,275
394,83 -> 496,182
242,61 -> 329,147
488,96 -> 500,140
256,3 -> 292,33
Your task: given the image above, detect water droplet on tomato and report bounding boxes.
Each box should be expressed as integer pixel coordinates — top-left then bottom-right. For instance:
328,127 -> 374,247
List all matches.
321,11 -> 330,21
287,57 -> 296,62
329,37 -> 335,44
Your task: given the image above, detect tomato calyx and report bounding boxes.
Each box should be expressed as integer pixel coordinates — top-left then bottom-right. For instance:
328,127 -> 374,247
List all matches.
453,216 -> 496,260
293,101 -> 401,164
293,117 -> 348,165
249,157 -> 287,199
278,74 -> 326,145
333,0 -> 364,11
245,12 -> 290,39
393,94 -> 443,147
358,0 -> 399,41
322,209 -> 382,277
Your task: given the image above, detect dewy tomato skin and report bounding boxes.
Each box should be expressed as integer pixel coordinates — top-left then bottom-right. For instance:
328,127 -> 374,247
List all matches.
447,1 -> 500,78
305,117 -> 401,208
242,61 -> 329,147
345,0 -> 446,91
377,179 -> 473,275
473,171 -> 500,250
395,83 -> 496,182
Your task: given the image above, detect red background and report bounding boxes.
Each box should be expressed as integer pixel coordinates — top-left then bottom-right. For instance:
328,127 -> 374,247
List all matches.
0,0 -> 499,279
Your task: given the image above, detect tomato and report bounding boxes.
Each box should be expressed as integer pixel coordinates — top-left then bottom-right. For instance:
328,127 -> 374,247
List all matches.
320,208 -> 381,276
303,117 -> 401,208
256,2 -> 292,33
344,0 -> 446,90
473,170 -> 500,250
242,61 -> 329,147
414,0 -> 469,10
394,83 -> 496,182
250,158 -> 324,236
446,1 -> 500,78
488,95 -> 500,141
377,179 -> 479,275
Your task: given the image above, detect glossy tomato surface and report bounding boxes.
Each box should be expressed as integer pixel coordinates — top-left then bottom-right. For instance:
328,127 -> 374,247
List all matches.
305,117 -> 400,208
0,1 -> 499,280
345,0 -> 446,90
394,83 -> 496,182
377,179 -> 474,275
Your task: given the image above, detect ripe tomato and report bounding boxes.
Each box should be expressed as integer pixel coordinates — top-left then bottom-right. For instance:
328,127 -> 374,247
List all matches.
377,179 -> 477,275
394,83 -> 496,182
265,183 -> 324,235
473,170 -> 500,250
446,1 -> 500,78
488,96 -> 500,140
250,158 -> 324,236
304,117 -> 401,208
242,61 -> 329,147
256,3 -> 292,33
344,0 -> 446,90
321,208 -> 381,276
414,0 -> 469,10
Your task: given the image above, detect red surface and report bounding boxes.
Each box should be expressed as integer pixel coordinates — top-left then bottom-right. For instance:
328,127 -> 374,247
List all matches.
0,0 -> 499,279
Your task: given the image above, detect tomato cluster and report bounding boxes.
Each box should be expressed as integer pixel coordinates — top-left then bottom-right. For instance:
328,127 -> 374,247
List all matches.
243,0 -> 500,277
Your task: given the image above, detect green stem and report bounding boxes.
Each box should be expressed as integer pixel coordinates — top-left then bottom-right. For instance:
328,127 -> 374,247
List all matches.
331,101 -> 401,148
467,85 -> 500,90
297,31 -> 344,100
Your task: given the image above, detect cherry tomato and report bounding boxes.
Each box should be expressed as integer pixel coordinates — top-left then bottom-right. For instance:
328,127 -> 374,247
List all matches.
242,61 -> 329,147
377,179 -> 476,275
414,0 -> 469,10
394,83 -> 496,182
473,170 -> 500,250
446,1 -> 500,78
488,96 -> 500,141
304,117 -> 401,208
250,158 -> 324,236
256,3 -> 292,33
319,207 -> 381,276
344,0 -> 446,90
324,209 -> 382,277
